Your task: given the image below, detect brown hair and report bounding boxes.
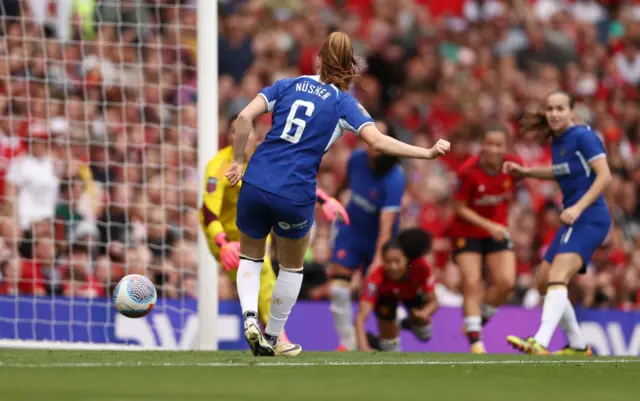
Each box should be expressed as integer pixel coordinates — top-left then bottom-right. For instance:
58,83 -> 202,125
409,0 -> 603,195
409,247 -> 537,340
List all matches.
484,122 -> 510,138
484,122 -> 511,148
520,90 -> 576,140
318,32 -> 359,91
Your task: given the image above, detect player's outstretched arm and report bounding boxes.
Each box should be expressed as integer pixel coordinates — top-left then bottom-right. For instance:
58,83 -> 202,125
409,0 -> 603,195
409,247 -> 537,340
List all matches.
503,161 -> 554,180
359,125 -> 450,160
354,300 -> 375,352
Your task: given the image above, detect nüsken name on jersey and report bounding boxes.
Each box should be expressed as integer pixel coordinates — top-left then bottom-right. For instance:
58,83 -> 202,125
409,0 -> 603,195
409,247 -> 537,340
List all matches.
296,82 -> 332,100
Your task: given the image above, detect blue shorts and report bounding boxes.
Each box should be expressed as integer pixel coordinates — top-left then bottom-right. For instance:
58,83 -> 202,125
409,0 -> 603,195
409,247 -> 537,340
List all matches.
543,216 -> 611,271
236,182 -> 315,240
330,222 -> 376,273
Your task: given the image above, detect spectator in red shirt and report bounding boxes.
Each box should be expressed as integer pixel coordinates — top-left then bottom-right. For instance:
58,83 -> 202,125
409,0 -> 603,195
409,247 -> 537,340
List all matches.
452,123 -> 522,354
19,236 -> 55,296
61,242 -> 105,299
355,228 -> 438,352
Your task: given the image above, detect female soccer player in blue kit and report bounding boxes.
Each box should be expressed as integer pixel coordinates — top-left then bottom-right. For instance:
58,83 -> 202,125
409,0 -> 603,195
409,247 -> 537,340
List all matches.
505,90 -> 611,355
225,32 -> 451,357
329,120 -> 406,352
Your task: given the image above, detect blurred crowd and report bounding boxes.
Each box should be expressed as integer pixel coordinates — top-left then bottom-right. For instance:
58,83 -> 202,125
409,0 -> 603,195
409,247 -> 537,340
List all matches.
0,0 -> 639,311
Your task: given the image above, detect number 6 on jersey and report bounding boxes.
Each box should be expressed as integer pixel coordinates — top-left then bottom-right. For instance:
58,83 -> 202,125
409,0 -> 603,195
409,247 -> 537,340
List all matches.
281,100 -> 315,144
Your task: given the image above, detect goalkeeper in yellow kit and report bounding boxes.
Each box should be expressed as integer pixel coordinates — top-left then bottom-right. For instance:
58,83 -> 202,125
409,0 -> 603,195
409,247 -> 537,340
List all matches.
200,116 -> 349,345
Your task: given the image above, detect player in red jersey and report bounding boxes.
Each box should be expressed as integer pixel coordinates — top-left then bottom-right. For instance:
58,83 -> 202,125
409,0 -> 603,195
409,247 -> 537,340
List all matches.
355,228 -> 438,352
452,124 -> 522,354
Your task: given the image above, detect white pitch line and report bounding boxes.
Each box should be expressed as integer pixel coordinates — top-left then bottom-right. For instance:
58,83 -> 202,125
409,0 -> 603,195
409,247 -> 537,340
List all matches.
0,359 -> 638,369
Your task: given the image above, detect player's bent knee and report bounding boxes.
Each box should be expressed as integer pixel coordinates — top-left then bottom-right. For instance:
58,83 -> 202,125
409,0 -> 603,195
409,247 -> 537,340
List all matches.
494,275 -> 516,293
462,277 -> 483,295
550,253 -> 583,283
239,233 -> 268,260
329,280 -> 352,314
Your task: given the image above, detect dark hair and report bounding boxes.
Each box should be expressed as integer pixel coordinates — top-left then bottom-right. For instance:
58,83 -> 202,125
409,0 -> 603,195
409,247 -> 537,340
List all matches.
520,90 -> 575,140
318,32 -> 360,91
484,122 -> 509,137
382,228 -> 432,261
370,121 -> 400,177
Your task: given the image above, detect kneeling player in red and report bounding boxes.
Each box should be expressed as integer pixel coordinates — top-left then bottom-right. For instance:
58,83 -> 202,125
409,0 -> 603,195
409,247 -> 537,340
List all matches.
354,228 -> 438,352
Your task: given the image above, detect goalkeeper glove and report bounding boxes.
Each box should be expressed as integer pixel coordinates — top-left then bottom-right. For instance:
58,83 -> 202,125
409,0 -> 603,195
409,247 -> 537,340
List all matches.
215,232 -> 241,272
316,188 -> 350,225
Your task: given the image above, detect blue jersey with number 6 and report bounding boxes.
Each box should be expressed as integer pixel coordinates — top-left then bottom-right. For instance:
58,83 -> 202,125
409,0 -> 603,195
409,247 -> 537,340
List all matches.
243,75 -> 375,204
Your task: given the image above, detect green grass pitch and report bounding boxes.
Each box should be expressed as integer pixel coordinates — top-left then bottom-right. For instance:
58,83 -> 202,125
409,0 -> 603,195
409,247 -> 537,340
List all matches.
0,350 -> 638,401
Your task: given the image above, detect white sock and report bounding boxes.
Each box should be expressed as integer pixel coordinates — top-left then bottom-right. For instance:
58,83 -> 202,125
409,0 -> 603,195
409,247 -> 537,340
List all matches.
412,323 -> 432,341
264,267 -> 304,345
380,337 -> 401,352
329,283 -> 356,350
559,298 -> 586,349
237,255 -> 263,324
481,304 -> 497,321
464,316 -> 482,333
534,286 -> 568,348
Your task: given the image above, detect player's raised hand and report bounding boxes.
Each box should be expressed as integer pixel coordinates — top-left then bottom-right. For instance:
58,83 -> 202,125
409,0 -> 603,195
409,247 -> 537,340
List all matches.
322,198 -> 350,225
428,139 -> 451,159
316,188 -> 350,225
225,161 -> 244,186
503,161 -> 526,178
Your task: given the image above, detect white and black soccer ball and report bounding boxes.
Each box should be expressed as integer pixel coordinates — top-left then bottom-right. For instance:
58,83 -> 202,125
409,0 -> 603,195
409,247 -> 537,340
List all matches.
113,274 -> 157,318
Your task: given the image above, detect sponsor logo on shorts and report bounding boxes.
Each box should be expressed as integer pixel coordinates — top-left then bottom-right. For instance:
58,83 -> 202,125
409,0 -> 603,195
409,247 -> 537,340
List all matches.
457,238 -> 466,249
292,220 -> 309,230
278,220 -> 309,230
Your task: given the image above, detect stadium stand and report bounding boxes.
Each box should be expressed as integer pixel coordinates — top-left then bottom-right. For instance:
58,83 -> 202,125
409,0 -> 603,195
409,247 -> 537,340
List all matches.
0,0 -> 638,313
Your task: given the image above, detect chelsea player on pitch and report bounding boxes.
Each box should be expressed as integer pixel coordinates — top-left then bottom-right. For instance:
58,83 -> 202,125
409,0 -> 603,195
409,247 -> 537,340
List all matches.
505,90 -> 611,355
225,32 -> 451,357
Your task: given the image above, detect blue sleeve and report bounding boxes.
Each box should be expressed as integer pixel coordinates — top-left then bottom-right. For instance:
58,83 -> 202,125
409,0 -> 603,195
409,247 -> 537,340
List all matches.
578,129 -> 606,162
339,95 -> 374,135
258,79 -> 288,112
381,169 -> 406,212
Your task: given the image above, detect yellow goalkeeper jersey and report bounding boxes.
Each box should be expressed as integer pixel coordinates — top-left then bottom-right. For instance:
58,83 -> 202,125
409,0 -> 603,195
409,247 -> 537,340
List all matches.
199,146 -> 247,257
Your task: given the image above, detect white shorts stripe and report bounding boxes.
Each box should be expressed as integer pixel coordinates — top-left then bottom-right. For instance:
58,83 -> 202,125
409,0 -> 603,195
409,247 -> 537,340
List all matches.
562,227 -> 574,244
